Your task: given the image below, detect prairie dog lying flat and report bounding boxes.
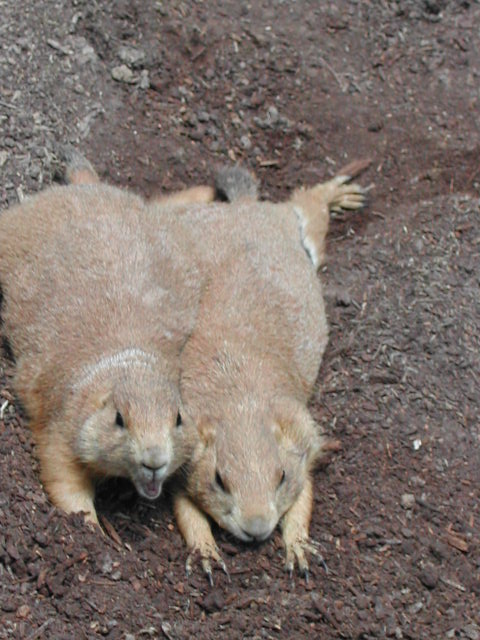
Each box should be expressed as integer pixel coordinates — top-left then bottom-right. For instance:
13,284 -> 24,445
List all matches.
149,168 -> 365,579
0,152 -> 200,524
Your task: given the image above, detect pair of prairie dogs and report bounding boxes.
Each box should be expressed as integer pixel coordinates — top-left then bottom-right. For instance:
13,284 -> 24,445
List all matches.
0,149 -> 365,579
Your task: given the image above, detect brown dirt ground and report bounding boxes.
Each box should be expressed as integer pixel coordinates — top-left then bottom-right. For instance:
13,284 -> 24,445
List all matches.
1,1 -> 479,638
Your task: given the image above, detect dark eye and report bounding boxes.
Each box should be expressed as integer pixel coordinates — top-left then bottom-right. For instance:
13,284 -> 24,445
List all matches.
115,411 -> 125,428
176,411 -> 182,427
278,470 -> 286,489
215,470 -> 228,493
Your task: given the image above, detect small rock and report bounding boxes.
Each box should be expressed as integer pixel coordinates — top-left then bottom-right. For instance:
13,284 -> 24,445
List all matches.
356,595 -> 370,609
266,105 -> 279,124
33,531 -> 48,547
1,599 -> 18,612
402,540 -> 416,555
199,589 -> 225,613
374,597 -> 385,620
429,539 -> 448,560
464,624 -> 480,640
400,493 -> 415,509
367,121 -> 383,132
407,601 -> 423,615
335,289 -> 351,307
188,126 -> 206,141
139,70 -> 150,90
111,65 -> 135,84
118,45 -> 146,67
240,135 -> 252,150
101,554 -> 113,574
410,475 -> 426,488
16,605 -> 30,619
419,564 -> 439,589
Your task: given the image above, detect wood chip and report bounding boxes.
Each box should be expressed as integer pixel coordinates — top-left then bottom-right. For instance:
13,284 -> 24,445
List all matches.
445,534 -> 469,553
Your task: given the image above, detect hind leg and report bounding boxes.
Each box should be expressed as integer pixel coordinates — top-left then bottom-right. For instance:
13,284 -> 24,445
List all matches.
289,175 -> 365,268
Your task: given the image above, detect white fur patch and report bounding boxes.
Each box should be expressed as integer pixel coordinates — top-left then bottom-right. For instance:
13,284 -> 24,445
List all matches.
293,205 -> 319,268
73,348 -> 158,390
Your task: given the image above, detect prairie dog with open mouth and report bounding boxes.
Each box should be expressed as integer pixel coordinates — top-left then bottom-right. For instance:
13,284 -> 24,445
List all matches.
0,150 -> 200,524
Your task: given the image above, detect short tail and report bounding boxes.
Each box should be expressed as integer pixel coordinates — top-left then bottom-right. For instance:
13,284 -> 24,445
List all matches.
289,163 -> 369,269
150,165 -> 258,208
56,145 -> 99,185
214,166 -> 258,202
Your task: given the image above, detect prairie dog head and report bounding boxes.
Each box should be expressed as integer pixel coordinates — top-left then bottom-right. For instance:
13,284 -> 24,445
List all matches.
70,349 -> 188,499
184,396 -> 324,542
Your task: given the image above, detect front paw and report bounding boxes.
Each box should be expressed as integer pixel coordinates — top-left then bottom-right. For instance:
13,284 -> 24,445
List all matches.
186,541 -> 229,586
283,535 -> 327,581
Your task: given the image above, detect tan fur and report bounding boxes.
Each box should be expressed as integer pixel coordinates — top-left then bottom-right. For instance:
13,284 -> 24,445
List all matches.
0,177 -> 201,523
147,173 -> 365,575
150,185 -> 216,207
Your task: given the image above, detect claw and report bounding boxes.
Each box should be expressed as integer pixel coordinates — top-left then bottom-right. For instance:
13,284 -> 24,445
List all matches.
283,536 -> 327,580
185,544 -> 229,585
205,568 -> 214,587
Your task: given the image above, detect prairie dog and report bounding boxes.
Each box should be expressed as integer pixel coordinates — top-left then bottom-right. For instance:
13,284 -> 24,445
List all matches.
155,169 -> 365,578
0,154 -> 200,524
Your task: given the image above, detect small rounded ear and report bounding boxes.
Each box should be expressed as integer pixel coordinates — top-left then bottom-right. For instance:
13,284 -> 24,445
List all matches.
273,398 -> 325,466
94,391 -> 114,410
197,416 -> 216,446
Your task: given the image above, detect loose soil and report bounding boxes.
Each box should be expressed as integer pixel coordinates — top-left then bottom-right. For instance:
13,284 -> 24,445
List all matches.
0,1 -> 479,638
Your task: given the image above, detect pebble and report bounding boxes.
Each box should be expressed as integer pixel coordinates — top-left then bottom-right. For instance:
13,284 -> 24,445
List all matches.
1,599 -> 18,612
429,539 -> 448,560
464,624 -> 480,640
240,135 -> 252,150
199,589 -> 225,612
197,110 -> 211,122
400,493 -> 415,509
335,288 -> 352,307
101,554 -> 113,574
374,597 -> 385,620
118,45 -> 145,67
407,601 -> 423,615
139,70 -> 150,90
410,475 -> 426,488
419,563 -> 439,589
111,65 -> 135,84
16,605 -> 30,619
356,595 -> 370,609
